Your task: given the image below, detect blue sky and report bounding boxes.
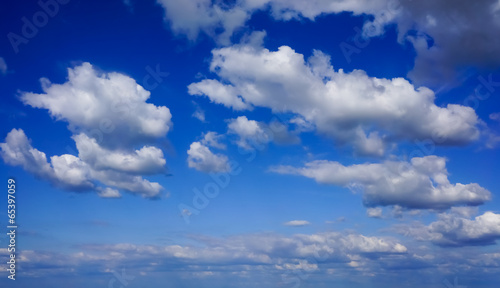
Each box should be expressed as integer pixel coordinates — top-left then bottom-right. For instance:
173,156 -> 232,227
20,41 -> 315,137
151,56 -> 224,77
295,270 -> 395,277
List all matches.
1,0 -> 500,287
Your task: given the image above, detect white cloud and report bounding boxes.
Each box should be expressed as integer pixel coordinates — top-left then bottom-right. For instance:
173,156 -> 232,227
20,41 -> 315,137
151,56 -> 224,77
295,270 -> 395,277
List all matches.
270,0 -> 500,87
12,229 -> 407,278
340,234 -> 407,253
156,0 -> 387,44
284,220 -> 311,227
0,57 -> 7,75
189,42 -> 480,156
189,79 -> 250,110
1,63 -> 171,198
0,128 -> 53,179
50,154 -> 94,190
7,231 -> 500,284
187,141 -> 229,173
271,155 -> 491,210
227,116 -> 270,150
227,116 -> 299,150
73,133 -> 166,175
395,208 -> 500,247
90,169 -> 162,197
0,129 -> 164,198
367,207 -> 383,218
20,62 -> 172,149
156,0 -> 250,44
0,129 -> 93,191
430,211 -> 500,246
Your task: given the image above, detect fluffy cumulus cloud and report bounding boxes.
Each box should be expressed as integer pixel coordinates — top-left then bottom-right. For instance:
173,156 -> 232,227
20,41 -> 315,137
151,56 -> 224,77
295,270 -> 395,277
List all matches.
0,129 -> 93,191
20,62 -> 172,149
159,0 -> 500,86
189,42 -> 480,156
0,63 -> 171,198
187,132 -> 229,173
395,208 -> 500,247
271,155 -> 491,210
73,134 -> 166,175
227,116 -> 270,149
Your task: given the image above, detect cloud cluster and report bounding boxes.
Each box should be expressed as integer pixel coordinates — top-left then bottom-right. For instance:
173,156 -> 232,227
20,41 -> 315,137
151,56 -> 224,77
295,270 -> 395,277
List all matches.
271,155 -> 491,210
156,0 -> 388,44
0,63 -> 171,198
158,0 -> 500,86
3,235 -> 499,286
0,129 -> 93,191
189,42 -> 480,156
21,62 -> 172,149
2,230 -> 407,278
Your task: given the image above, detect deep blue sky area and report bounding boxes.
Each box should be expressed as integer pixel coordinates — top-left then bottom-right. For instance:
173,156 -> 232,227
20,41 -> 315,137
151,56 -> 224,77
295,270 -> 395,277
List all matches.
0,0 -> 499,287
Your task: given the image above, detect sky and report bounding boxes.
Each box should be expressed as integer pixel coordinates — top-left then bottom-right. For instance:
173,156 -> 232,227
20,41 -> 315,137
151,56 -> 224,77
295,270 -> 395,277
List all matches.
0,0 -> 500,287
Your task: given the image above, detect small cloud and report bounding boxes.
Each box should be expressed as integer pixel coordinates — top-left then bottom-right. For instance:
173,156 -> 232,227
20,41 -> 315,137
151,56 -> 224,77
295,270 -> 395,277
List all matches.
284,220 -> 311,227
490,112 -> 500,122
367,207 -> 383,218
97,187 -> 122,198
